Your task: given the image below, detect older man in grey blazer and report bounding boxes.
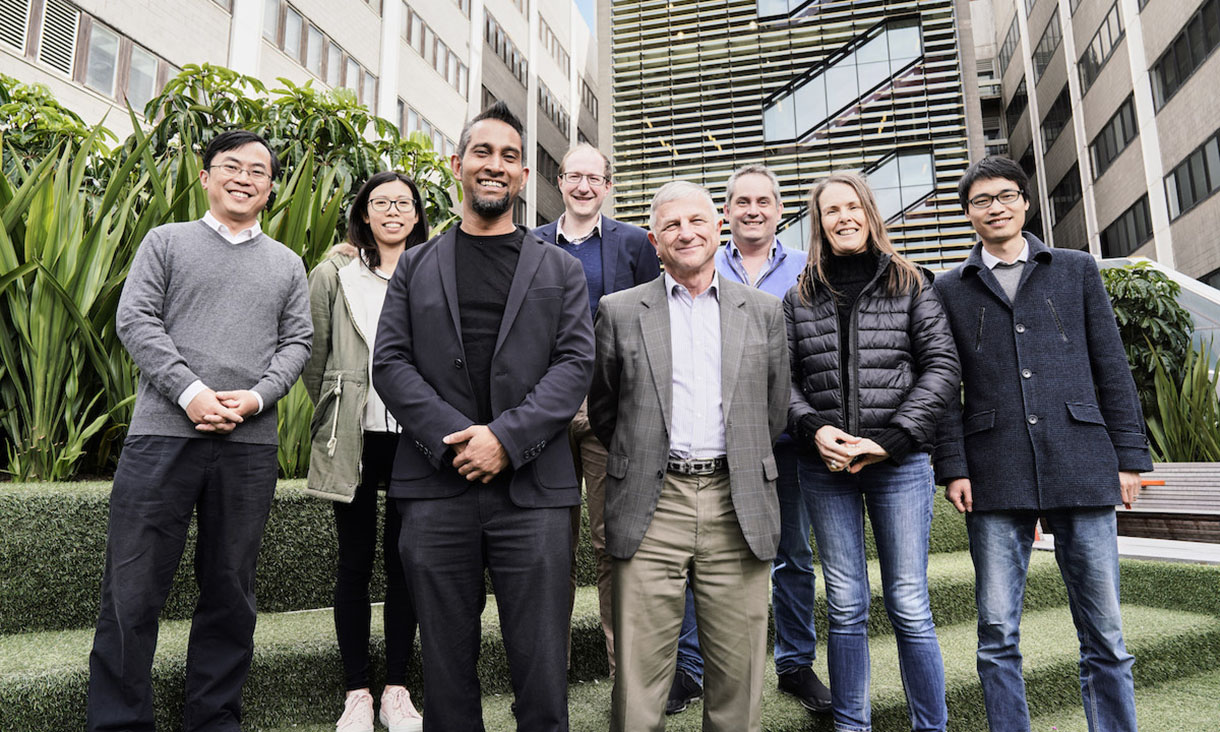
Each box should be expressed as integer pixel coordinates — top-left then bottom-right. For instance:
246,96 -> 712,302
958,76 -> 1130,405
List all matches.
589,180 -> 789,732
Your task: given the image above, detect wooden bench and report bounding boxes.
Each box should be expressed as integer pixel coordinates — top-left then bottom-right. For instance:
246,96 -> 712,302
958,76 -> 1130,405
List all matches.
1118,463 -> 1220,544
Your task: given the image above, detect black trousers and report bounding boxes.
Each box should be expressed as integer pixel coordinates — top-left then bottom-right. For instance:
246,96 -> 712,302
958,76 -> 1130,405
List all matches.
398,486 -> 572,732
87,435 -> 278,732
332,431 -> 417,690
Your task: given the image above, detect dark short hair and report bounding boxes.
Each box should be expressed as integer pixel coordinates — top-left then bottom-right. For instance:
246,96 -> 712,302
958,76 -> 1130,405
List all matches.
202,130 -> 282,180
456,101 -> 525,158
347,171 -> 430,270
957,156 -> 1030,211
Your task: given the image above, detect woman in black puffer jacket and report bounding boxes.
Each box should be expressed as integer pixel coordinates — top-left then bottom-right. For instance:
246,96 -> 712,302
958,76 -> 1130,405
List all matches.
785,171 -> 959,732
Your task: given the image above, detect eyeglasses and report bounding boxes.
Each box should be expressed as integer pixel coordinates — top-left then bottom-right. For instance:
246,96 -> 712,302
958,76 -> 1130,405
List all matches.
559,172 -> 608,186
968,189 -> 1023,209
209,163 -> 271,182
368,198 -> 417,213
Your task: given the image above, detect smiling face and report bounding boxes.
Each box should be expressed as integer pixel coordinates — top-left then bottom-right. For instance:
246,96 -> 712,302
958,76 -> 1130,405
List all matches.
725,172 -> 782,251
199,141 -> 274,231
363,180 -> 419,250
559,147 -> 611,220
818,181 -> 871,256
649,193 -> 722,283
966,176 -> 1029,249
452,118 -> 528,230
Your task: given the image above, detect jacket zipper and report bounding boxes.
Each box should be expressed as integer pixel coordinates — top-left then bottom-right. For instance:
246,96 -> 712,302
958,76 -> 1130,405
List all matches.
975,305 -> 986,351
845,257 -> 889,435
1046,298 -> 1068,342
326,373 -> 343,457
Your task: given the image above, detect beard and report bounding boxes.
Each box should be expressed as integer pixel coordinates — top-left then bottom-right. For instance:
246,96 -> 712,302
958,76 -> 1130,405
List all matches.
471,190 -> 513,218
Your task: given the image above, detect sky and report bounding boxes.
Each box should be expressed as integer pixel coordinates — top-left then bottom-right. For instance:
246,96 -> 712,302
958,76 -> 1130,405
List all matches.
575,0 -> 596,32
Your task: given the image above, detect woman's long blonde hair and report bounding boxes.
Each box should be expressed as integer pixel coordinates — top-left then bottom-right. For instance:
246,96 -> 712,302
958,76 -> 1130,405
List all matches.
797,170 -> 923,304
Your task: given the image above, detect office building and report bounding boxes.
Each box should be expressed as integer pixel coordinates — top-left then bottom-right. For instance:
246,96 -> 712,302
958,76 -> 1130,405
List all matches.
0,0 -> 603,223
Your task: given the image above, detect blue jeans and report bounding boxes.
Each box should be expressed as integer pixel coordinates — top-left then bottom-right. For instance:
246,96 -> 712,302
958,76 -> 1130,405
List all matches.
967,508 -> 1136,732
802,452 -> 947,732
674,441 -> 818,681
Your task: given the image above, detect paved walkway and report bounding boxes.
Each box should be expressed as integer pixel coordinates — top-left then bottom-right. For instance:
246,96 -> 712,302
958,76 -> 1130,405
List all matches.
1035,534 -> 1220,564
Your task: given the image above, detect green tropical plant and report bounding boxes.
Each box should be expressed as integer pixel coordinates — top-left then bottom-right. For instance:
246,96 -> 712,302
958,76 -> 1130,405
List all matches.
1100,261 -> 1194,419
0,73 -> 114,179
1145,339 -> 1220,462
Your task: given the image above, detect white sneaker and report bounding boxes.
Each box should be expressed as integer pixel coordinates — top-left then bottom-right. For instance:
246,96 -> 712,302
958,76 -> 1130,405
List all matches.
336,690 -> 375,732
379,686 -> 424,732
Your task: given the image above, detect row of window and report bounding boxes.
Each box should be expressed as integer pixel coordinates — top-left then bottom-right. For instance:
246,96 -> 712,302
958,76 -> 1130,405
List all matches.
1078,2 -> 1123,94
539,18 -> 569,76
1089,95 -> 1137,180
1040,86 -> 1070,153
1165,128 -> 1220,220
1032,7 -> 1061,82
402,3 -> 469,98
536,144 -> 560,183
1004,78 -> 1027,137
998,17 -> 1020,73
0,0 -> 175,113
1151,0 -> 1219,108
580,79 -> 598,120
1050,164 -> 1082,225
537,79 -> 569,134
485,11 -> 527,87
397,99 -> 456,158
263,0 -> 376,106
1100,195 -> 1152,257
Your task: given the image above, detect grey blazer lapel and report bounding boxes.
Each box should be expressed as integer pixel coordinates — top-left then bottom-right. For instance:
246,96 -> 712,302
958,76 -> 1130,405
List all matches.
639,279 -> 673,434
719,281 -> 747,416
437,230 -> 465,344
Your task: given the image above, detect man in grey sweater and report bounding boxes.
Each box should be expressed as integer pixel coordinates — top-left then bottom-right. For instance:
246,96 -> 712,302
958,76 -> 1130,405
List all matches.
87,130 -> 312,732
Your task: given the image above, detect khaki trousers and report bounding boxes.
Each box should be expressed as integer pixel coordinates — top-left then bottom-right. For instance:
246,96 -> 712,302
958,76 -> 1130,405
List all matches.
609,470 -> 770,732
568,398 -> 614,674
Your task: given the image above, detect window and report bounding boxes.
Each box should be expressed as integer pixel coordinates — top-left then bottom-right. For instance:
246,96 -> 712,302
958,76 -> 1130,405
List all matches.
326,43 -> 342,87
538,80 -> 570,133
581,79 -> 598,119
1032,7 -> 1061,81
452,0 -> 470,16
537,144 -> 561,182
1165,128 -> 1220,219
1201,267 -> 1220,289
305,25 -> 323,75
1004,78 -> 1028,137
83,21 -> 119,95
0,0 -> 32,52
1070,0 -> 1082,13
998,17 -> 1020,73
263,0 -> 279,41
485,12 -> 527,87
763,17 -> 922,143
346,57 -> 359,91
1023,0 -> 1035,15
401,102 -> 454,153
867,149 -> 937,221
1079,3 -> 1123,93
126,44 -> 159,111
1151,0 -> 1220,108
1040,86 -> 1071,153
402,4 -> 469,96
1019,145 -> 1036,180
362,71 -> 376,106
1050,165 -> 1082,224
1100,196 -> 1152,257
1089,95 -> 1137,179
283,6 -> 302,60
540,19 -> 570,75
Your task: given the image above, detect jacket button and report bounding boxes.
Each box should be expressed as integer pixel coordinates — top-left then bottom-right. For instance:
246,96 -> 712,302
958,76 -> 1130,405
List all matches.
454,358 -> 464,369
1027,414 -> 1038,425
656,470 -> 665,479
1021,368 -> 1032,378
1015,323 -> 1026,333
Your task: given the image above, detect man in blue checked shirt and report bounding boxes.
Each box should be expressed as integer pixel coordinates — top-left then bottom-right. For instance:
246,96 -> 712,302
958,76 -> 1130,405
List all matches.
664,164 -> 831,716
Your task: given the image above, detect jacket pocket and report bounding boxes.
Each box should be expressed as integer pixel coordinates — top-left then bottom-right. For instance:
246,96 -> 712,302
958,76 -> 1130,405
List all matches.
1046,298 -> 1069,342
761,453 -> 778,481
974,305 -> 986,352
1066,401 -> 1106,426
963,409 -> 996,436
606,453 -> 629,479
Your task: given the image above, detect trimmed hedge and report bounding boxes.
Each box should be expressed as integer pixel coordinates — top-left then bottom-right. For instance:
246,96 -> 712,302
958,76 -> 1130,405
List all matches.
0,480 -> 600,633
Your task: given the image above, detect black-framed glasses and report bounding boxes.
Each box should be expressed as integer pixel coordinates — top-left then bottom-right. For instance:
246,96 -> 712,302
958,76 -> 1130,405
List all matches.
559,172 -> 607,186
209,163 -> 271,182
368,198 -> 417,213
968,189 -> 1023,209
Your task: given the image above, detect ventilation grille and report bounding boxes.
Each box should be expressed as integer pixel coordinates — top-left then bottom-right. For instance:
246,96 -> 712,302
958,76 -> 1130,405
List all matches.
37,0 -> 77,75
0,0 -> 31,52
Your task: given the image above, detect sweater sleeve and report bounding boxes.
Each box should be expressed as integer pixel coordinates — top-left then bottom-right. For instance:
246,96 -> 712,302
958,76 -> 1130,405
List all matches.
251,257 -> 313,409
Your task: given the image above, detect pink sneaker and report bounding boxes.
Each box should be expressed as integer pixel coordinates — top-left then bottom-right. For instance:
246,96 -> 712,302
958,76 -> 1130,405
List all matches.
335,690 -> 374,732
379,686 -> 424,732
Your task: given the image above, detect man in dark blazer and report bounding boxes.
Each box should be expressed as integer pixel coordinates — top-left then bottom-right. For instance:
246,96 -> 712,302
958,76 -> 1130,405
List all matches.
589,180 -> 788,731
372,102 -> 593,732
934,156 -> 1151,732
533,143 -> 660,675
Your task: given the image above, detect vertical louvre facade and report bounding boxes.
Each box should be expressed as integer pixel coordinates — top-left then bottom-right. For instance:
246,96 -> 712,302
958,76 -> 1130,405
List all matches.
609,0 -> 976,268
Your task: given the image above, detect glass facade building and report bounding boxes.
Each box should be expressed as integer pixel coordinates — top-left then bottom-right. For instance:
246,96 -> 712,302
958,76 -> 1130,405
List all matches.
607,0 -> 977,268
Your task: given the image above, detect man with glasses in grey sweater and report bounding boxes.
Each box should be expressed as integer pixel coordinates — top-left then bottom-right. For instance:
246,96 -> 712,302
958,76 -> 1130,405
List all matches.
87,130 -> 312,732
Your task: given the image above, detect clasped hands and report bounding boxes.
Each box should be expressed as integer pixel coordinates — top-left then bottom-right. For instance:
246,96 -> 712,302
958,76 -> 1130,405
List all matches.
187,389 -> 259,434
814,425 -> 889,474
443,425 -> 509,483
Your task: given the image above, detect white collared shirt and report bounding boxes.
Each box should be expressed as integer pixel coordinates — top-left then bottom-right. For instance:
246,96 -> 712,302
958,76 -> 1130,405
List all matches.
980,241 -> 1029,269
556,213 -> 602,246
666,271 -> 726,458
202,211 -> 263,245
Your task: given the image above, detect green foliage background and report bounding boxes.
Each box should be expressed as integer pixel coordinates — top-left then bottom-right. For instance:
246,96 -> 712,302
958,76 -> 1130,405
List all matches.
0,65 -> 460,481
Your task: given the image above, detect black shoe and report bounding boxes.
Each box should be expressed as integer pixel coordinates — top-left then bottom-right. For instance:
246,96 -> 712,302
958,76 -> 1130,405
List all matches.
777,667 -> 832,713
665,669 -> 703,715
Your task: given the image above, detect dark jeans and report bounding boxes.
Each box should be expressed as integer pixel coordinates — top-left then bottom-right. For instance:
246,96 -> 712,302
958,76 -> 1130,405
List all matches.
87,435 -> 278,732
398,485 -> 572,732
333,432 -> 417,690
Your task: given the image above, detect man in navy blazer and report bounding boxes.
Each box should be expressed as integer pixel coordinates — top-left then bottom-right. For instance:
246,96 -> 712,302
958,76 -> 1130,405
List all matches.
533,143 -> 660,674
933,157 -> 1151,732
373,102 -> 593,732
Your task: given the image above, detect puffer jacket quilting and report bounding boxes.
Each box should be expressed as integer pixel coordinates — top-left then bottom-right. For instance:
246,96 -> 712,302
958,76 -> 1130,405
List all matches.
785,255 -> 961,449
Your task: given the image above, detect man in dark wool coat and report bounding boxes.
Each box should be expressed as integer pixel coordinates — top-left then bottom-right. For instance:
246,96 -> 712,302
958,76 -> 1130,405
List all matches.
933,156 -> 1152,732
